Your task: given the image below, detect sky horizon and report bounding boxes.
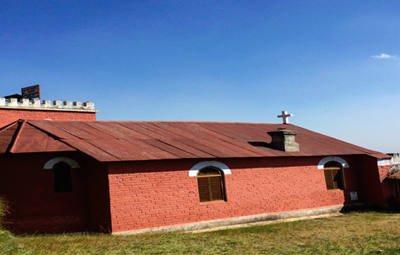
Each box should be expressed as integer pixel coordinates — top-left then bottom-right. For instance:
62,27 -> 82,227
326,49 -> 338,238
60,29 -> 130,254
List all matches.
1,1 -> 400,153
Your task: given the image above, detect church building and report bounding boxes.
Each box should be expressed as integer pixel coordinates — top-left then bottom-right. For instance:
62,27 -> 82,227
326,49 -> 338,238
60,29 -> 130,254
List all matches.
0,95 -> 399,234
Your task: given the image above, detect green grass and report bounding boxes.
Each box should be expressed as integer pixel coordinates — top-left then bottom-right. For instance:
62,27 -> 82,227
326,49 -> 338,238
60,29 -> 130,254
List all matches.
2,212 -> 400,254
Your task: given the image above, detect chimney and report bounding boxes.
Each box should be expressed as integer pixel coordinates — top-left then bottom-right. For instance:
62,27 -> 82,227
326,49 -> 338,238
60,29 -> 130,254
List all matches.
267,128 -> 300,152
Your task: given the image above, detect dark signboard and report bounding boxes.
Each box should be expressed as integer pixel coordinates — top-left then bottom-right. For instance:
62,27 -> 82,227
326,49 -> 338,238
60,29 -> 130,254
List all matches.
21,84 -> 41,99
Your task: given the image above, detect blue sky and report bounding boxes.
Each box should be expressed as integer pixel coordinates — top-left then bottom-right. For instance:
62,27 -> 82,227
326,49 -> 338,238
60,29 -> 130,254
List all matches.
1,0 -> 400,153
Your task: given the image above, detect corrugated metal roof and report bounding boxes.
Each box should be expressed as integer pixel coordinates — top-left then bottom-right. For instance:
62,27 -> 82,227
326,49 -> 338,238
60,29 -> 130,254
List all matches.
0,119 -> 388,162
0,121 -> 76,153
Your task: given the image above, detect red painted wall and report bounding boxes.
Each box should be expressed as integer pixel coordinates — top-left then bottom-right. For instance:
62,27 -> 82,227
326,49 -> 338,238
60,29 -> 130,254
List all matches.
0,151 -> 390,234
355,155 -> 387,205
85,157 -> 112,232
107,156 -> 363,233
0,152 -> 110,234
0,108 -> 96,127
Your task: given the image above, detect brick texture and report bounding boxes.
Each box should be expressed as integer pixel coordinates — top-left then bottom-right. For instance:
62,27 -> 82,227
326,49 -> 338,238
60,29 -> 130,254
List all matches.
0,152 -> 90,233
0,152 -> 110,234
1,152 -> 393,234
107,156 -> 363,233
0,108 -> 96,127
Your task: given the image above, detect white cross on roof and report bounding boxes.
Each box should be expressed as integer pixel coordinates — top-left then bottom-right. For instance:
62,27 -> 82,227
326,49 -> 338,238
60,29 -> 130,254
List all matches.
277,111 -> 293,124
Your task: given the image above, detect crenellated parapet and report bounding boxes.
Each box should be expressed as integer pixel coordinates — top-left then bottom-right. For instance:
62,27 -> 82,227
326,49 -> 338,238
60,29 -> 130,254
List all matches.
0,98 -> 96,112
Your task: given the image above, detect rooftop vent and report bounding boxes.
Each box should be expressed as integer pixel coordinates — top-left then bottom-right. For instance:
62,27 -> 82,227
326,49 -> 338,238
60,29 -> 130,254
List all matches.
267,128 -> 300,152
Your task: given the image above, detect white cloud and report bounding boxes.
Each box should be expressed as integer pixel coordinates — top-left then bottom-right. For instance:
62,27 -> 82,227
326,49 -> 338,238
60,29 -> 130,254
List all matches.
371,53 -> 398,59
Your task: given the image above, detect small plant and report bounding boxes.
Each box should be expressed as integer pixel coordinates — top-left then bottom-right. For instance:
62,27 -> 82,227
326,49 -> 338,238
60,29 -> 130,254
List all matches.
0,197 -> 19,254
0,196 -> 9,227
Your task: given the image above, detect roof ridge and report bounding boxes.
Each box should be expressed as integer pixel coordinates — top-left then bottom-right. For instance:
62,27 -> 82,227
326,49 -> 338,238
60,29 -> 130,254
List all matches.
26,119 -> 283,125
1,120 -> 385,162
8,120 -> 27,153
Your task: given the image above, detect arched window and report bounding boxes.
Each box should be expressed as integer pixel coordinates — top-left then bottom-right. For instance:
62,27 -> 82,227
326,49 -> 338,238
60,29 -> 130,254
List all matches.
324,161 -> 345,190
53,161 -> 73,193
44,157 -> 80,193
197,167 -> 226,202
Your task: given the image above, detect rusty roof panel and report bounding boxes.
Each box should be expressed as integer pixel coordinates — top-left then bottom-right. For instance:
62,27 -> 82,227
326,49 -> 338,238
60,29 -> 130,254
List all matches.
121,122 -> 233,157
146,122 -> 261,157
293,127 -> 371,155
44,137 -> 76,152
173,138 -> 229,158
168,123 -> 266,158
0,120 -> 387,162
84,138 -> 173,161
157,139 -> 215,158
11,123 -> 75,153
85,122 -> 150,139
139,139 -> 197,159
198,122 -> 275,142
120,122 -> 180,139
0,122 -> 19,153
29,120 -> 78,139
113,138 -> 180,160
53,122 -> 115,139
370,153 -> 391,159
62,138 -> 121,162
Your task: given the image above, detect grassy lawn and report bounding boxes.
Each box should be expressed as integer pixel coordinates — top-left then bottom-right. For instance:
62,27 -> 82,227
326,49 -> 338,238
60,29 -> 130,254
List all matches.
1,211 -> 400,254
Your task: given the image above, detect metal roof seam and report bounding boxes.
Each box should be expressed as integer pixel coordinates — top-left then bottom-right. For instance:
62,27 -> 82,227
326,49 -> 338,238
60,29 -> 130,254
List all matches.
146,138 -> 200,158
137,138 -> 199,159
11,120 -> 386,162
123,122 -> 225,157
170,123 -> 263,156
118,122 -> 164,139
29,120 -> 78,140
197,125 -> 271,156
6,121 -> 25,153
62,138 -> 123,161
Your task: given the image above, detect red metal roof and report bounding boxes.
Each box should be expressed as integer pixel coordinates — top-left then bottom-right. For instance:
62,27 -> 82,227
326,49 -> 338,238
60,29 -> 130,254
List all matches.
0,119 -> 388,162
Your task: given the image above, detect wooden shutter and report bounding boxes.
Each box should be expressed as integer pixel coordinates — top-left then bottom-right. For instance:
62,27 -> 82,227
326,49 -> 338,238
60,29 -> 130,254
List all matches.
324,169 -> 335,190
209,176 -> 223,201
198,177 -> 211,202
333,169 -> 344,190
324,167 -> 342,190
197,168 -> 226,202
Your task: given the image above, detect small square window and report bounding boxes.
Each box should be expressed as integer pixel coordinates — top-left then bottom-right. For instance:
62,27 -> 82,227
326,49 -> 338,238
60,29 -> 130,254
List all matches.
324,162 -> 345,190
197,167 -> 226,202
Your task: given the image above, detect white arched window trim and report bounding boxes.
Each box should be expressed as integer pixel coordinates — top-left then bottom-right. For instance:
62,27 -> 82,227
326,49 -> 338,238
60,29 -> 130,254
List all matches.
44,157 -> 80,169
317,156 -> 349,169
188,161 -> 231,177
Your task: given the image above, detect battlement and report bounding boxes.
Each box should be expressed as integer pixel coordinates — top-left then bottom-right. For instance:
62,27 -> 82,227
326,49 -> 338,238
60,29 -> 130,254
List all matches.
0,98 -> 96,112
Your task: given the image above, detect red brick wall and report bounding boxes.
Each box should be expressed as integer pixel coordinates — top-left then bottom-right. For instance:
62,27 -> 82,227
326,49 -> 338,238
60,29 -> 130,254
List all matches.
0,152 -> 387,234
85,157 -> 112,232
355,155 -> 386,205
0,108 -> 96,127
107,156 -> 363,233
0,152 -> 94,234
